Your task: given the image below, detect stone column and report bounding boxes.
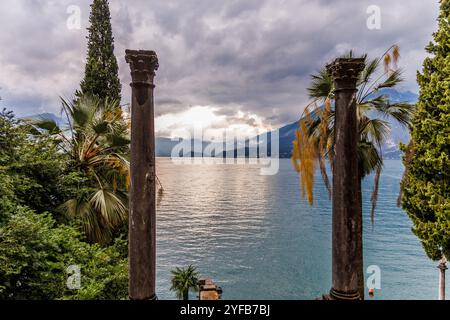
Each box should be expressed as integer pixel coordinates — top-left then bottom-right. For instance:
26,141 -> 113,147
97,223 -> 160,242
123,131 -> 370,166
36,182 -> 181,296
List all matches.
125,50 -> 159,300
438,257 -> 447,300
327,58 -> 365,300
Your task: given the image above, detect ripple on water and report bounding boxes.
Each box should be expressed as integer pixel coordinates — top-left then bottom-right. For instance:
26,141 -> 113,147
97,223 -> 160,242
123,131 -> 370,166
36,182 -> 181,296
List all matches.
155,159 -> 440,300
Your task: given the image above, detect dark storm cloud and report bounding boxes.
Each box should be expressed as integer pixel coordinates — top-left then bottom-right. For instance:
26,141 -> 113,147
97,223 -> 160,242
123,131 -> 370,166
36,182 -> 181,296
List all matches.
154,98 -> 186,117
157,98 -> 183,106
0,0 -> 440,125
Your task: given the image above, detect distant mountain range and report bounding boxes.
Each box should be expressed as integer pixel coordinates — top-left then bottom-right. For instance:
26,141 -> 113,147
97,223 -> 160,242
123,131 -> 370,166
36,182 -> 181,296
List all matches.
26,89 -> 418,160
154,89 -> 418,159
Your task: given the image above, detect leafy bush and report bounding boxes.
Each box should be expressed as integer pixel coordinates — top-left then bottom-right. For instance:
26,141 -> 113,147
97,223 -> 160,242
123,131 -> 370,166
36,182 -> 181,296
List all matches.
0,109 -> 128,300
0,208 -> 127,300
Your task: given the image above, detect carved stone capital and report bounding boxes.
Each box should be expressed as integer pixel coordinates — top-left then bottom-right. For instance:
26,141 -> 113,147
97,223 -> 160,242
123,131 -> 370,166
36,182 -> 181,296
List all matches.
327,58 -> 365,91
125,50 -> 159,86
438,261 -> 448,271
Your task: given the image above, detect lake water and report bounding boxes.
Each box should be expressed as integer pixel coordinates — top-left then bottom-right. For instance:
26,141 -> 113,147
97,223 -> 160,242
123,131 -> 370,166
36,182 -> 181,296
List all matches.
155,158 -> 440,300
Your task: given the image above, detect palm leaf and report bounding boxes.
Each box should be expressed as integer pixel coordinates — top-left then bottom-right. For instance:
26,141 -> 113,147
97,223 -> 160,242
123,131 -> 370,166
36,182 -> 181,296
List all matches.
371,163 -> 382,225
90,188 -> 128,228
60,197 -> 110,243
358,141 -> 383,178
376,102 -> 414,127
358,58 -> 379,87
360,118 -> 391,148
374,69 -> 404,90
307,69 -> 333,100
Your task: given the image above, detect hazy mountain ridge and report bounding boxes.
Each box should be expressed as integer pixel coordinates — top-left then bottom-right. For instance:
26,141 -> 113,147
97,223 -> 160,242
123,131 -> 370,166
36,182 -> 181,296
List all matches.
27,89 -> 418,159
155,89 -> 418,159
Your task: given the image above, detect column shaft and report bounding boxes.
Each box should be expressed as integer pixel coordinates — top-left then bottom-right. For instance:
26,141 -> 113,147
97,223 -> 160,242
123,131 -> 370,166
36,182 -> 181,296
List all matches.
439,259 -> 447,300
125,50 -> 159,300
327,58 -> 365,300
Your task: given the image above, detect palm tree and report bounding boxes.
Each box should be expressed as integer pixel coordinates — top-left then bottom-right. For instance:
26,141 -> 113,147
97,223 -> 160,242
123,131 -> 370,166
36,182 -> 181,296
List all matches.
170,265 -> 200,300
32,95 -> 130,244
292,46 -> 414,298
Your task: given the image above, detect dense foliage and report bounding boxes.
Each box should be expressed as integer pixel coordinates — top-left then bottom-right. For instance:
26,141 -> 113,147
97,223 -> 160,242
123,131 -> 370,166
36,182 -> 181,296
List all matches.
401,0 -> 450,261
0,110 -> 128,300
77,0 -> 121,102
0,109 -> 67,218
0,209 -> 127,300
33,97 -> 130,244
0,0 -> 130,300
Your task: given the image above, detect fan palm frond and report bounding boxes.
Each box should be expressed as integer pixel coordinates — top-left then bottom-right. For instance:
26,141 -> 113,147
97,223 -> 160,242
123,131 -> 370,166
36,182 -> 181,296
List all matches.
90,188 -> 128,228
308,69 -> 333,101
375,69 -> 404,90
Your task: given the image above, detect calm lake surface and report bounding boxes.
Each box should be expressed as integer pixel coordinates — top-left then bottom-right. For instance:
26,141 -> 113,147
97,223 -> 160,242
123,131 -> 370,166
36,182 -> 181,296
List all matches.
156,158 -> 439,300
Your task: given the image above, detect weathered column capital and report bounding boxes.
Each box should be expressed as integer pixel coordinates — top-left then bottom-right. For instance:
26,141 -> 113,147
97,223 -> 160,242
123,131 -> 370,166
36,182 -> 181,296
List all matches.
125,50 -> 159,86
438,259 -> 448,271
327,58 -> 365,91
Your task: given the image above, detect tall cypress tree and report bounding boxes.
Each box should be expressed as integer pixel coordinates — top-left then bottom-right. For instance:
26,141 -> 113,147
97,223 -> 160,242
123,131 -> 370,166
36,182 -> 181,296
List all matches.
401,0 -> 450,261
77,0 -> 121,102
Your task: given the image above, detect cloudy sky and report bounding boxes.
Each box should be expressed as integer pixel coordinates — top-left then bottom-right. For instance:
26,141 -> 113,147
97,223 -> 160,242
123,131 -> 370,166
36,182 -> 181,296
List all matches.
0,0 -> 440,138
